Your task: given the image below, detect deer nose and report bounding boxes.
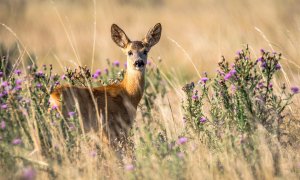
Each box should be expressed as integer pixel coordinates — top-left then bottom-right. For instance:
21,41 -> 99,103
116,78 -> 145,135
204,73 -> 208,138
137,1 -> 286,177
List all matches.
134,60 -> 145,67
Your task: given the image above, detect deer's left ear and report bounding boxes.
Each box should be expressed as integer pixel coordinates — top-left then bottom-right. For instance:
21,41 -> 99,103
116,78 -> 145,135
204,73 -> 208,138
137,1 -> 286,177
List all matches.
144,23 -> 162,47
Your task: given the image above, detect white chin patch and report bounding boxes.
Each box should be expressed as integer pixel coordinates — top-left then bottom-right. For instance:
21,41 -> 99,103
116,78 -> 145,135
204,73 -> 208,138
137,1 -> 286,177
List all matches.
135,67 -> 144,71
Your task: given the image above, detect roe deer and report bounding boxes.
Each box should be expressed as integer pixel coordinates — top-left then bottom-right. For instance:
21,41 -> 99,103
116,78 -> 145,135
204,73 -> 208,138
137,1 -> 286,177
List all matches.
50,23 -> 162,148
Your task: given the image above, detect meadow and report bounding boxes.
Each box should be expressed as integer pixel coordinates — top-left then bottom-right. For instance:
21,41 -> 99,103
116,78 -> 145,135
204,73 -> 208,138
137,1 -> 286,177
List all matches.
0,0 -> 300,179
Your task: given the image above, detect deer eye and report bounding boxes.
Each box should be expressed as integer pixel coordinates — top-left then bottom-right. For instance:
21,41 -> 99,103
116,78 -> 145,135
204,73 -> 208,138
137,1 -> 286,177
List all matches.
128,51 -> 133,56
143,50 -> 148,55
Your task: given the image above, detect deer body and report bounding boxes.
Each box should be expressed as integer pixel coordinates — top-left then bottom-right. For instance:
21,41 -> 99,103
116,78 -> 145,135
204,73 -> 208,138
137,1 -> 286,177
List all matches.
50,23 -> 162,147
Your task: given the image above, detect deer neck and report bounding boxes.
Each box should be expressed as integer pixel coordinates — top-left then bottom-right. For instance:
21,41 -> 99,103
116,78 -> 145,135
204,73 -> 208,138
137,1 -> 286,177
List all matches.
121,67 -> 145,107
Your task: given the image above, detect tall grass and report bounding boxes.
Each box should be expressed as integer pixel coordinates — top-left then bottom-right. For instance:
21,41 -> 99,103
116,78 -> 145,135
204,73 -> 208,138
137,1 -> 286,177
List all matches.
0,43 -> 299,179
1,1 -> 300,179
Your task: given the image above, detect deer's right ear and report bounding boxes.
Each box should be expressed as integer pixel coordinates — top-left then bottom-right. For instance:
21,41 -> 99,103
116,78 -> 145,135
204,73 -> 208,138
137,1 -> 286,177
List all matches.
111,24 -> 131,48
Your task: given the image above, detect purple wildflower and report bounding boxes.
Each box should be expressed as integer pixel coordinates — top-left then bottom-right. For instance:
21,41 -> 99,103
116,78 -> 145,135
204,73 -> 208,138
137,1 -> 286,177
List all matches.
95,69 -> 101,75
12,138 -> 22,145
200,77 -> 209,84
224,73 -> 233,81
125,164 -> 134,171
269,83 -> 273,88
92,73 -> 99,79
236,50 -> 241,55
14,85 -> 22,91
1,104 -> 8,109
113,60 -> 120,67
69,123 -> 75,131
1,120 -> 6,129
260,48 -> 265,54
15,69 -> 21,76
230,85 -> 236,93
52,105 -> 58,110
291,86 -> 299,94
1,81 -> 8,87
258,82 -> 264,89
192,95 -> 198,100
256,57 -> 263,62
199,117 -> 207,123
275,63 -> 281,70
90,150 -> 97,157
217,69 -> 225,76
230,69 -> 237,75
61,75 -> 66,80
20,167 -> 36,180
68,111 -> 76,117
224,69 -> 236,81
0,71 -> 3,77
0,91 -> 7,98
261,62 -> 267,69
36,83 -> 42,88
16,79 -> 22,85
36,71 -> 44,76
177,152 -> 185,159
105,68 -> 109,74
177,137 -> 188,145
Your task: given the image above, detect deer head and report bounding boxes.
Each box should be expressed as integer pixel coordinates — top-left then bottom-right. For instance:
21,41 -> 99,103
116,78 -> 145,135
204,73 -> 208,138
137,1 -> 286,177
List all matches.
111,23 -> 162,72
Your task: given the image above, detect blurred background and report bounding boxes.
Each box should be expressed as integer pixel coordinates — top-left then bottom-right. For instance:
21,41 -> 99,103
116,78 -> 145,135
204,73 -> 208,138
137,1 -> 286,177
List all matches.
1,0 -> 300,82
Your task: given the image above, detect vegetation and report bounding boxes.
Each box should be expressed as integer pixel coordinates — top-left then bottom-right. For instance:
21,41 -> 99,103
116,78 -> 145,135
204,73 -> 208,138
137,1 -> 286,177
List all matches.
0,43 -> 299,179
1,0 -> 300,179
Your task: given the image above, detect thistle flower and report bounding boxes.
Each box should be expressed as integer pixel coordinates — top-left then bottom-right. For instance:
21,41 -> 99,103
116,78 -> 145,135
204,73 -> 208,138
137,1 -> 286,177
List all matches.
68,111 -> 76,117
36,83 -> 42,88
269,83 -> 273,88
14,85 -> 22,91
52,105 -> 58,110
1,120 -> 6,129
20,167 -> 36,180
200,77 -> 209,84
61,74 -> 66,80
199,117 -> 207,123
224,73 -> 232,81
224,69 -> 236,81
260,48 -> 265,54
92,73 -> 99,79
113,60 -> 120,67
275,63 -> 281,70
1,104 -> 8,109
90,150 -> 97,157
105,68 -> 109,74
261,62 -> 267,69
291,86 -> 299,94
192,95 -> 198,100
16,79 -> 22,85
95,69 -> 101,75
177,152 -> 185,159
1,81 -> 8,87
230,85 -> 236,93
177,137 -> 188,145
12,138 -> 22,145
15,69 -> 21,76
36,71 -> 44,77
125,164 -> 134,171
0,71 -> 3,78
257,82 -> 264,89
256,57 -> 263,62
